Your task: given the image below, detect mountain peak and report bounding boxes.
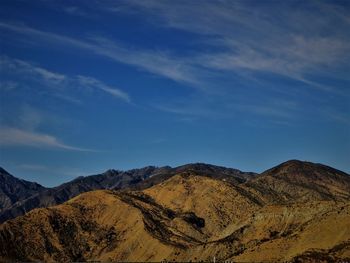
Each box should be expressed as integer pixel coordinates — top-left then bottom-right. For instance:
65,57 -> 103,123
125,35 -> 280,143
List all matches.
246,160 -> 350,204
103,169 -> 121,175
0,168 -> 46,213
262,160 -> 349,178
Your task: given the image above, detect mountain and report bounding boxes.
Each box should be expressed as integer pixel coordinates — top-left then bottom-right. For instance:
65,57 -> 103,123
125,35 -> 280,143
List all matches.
130,163 -> 256,190
244,160 -> 350,204
0,163 -> 255,223
0,167 -> 46,211
0,160 -> 349,262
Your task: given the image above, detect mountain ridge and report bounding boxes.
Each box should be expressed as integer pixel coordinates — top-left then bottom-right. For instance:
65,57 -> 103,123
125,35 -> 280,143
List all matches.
0,162 -> 256,223
244,159 -> 350,204
0,167 -> 46,212
0,161 -> 349,262
1,160 -> 349,224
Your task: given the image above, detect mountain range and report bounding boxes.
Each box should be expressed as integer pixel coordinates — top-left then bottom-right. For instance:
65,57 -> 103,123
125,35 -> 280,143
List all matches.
0,163 -> 255,223
0,160 -> 349,262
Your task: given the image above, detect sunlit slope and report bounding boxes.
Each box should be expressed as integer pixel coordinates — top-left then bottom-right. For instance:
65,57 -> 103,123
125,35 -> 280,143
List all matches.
243,160 -> 350,204
0,190 -> 178,262
144,173 -> 262,241
0,163 -> 255,223
1,161 -> 350,262
231,201 -> 350,262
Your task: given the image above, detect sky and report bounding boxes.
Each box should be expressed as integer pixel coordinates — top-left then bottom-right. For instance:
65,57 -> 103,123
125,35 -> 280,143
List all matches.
0,0 -> 349,187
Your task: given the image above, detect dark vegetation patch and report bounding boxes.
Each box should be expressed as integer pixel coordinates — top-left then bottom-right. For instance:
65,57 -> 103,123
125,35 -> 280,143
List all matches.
114,191 -> 204,248
292,250 -> 337,262
180,212 -> 205,228
291,242 -> 350,263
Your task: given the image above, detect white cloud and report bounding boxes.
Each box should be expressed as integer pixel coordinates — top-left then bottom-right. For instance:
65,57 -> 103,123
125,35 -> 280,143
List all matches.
109,1 -> 350,90
1,2 -> 348,123
0,22 -> 199,85
155,96 -> 299,121
18,60 -> 66,82
0,56 -> 65,83
1,56 -> 130,102
77,75 -> 130,102
89,36 -> 199,85
0,127 -> 92,151
1,17 -> 348,94
200,36 -> 349,80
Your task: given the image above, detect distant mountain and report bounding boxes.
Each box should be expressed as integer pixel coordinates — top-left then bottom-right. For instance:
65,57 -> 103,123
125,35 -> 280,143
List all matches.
0,163 -> 255,223
0,167 -> 46,211
244,160 -> 350,204
130,163 -> 256,190
1,161 -> 349,262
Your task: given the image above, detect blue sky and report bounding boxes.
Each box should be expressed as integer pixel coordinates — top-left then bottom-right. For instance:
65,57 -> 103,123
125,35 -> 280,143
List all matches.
0,0 -> 349,186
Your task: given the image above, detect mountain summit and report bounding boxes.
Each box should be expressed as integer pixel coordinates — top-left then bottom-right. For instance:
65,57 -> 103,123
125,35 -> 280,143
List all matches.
244,160 -> 350,204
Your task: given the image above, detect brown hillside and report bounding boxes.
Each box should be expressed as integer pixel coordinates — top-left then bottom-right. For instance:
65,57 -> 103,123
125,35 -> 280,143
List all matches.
243,160 -> 350,204
0,161 -> 349,262
143,172 -> 262,241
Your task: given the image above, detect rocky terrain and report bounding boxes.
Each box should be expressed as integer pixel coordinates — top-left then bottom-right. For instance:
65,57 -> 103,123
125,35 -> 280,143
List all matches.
0,160 -> 349,262
0,163 -> 254,223
0,167 -> 46,211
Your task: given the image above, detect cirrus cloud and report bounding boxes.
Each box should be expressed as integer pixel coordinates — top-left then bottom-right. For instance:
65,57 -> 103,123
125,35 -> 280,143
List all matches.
0,56 -> 130,103
0,127 -> 93,152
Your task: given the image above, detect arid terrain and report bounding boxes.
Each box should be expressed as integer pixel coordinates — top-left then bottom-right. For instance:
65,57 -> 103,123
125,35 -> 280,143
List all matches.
0,160 -> 349,262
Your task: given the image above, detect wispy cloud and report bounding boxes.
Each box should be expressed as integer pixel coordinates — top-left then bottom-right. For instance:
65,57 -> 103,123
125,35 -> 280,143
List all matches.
2,15 -> 348,98
0,56 -> 130,102
196,36 -> 349,92
1,1 -> 348,124
0,22 -> 199,85
156,95 -> 300,122
101,0 -> 349,123
89,36 -> 200,85
109,1 -> 350,91
8,105 -> 77,133
13,59 -> 66,82
321,108 -> 350,126
77,75 -> 130,102
0,106 -> 98,152
0,127 -> 93,151
0,81 -> 18,91
0,56 -> 65,84
1,15 -> 348,93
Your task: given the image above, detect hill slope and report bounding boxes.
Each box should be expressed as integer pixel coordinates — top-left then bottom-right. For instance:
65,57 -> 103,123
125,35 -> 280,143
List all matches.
244,160 -> 350,204
0,160 -> 349,262
0,164 -> 254,223
0,167 -> 46,211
